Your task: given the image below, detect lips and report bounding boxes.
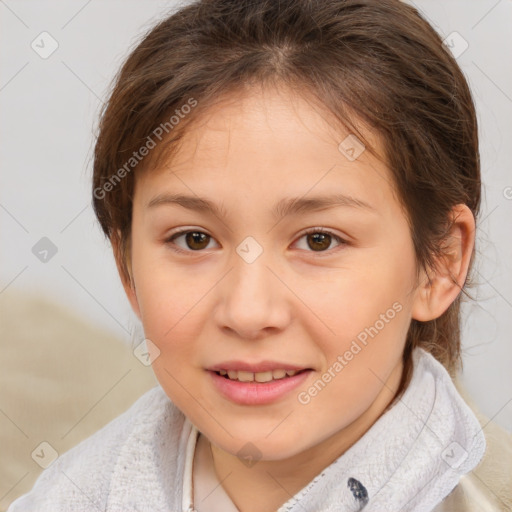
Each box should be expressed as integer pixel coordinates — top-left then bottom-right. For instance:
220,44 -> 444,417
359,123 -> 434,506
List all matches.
209,369 -> 312,405
206,360 -> 313,405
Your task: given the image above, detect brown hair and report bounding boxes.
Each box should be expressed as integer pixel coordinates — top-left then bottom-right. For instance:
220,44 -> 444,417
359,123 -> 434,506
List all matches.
92,0 -> 481,395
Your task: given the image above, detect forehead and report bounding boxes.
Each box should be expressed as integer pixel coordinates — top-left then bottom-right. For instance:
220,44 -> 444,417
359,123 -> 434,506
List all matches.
136,85 -> 397,217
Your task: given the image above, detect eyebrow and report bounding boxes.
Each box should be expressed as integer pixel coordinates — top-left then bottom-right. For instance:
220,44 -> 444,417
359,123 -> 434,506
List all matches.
146,193 -> 376,219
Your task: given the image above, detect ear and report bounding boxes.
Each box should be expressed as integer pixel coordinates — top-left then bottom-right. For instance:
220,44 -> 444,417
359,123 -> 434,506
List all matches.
411,204 -> 475,322
111,231 -> 142,321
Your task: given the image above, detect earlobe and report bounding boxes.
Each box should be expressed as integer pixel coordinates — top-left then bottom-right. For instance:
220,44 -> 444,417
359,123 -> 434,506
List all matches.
411,204 -> 475,322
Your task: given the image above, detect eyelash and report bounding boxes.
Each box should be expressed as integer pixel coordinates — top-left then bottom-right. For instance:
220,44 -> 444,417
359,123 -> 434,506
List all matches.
164,228 -> 347,256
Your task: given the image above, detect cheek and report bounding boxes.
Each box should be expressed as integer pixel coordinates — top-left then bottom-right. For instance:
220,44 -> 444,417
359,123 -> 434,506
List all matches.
130,244 -> 201,350
304,248 -> 414,382
310,264 -> 411,342
137,282 -> 203,354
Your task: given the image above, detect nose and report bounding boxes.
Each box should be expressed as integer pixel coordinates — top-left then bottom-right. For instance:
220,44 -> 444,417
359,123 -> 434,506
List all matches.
213,248 -> 292,340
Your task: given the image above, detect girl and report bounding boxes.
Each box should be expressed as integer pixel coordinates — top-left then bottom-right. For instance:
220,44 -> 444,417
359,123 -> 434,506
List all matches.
8,0 -> 505,510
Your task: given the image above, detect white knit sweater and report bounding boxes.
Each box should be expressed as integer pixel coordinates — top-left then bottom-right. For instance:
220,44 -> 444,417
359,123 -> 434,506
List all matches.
7,348 -> 486,512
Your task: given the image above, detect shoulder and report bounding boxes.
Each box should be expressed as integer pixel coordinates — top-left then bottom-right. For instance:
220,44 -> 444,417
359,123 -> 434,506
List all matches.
433,471 -> 510,511
432,372 -> 512,512
437,416 -> 512,511
6,385 -> 178,512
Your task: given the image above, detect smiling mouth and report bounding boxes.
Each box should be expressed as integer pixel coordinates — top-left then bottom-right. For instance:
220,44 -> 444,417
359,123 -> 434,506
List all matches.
213,368 -> 310,383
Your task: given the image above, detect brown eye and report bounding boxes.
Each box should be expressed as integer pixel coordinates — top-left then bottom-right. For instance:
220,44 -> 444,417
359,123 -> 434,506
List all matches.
307,232 -> 332,251
184,231 -> 210,250
166,230 -> 215,252
295,229 -> 347,254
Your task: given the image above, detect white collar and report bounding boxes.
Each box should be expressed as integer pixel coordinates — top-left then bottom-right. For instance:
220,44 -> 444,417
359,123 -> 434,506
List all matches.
182,423 -> 198,512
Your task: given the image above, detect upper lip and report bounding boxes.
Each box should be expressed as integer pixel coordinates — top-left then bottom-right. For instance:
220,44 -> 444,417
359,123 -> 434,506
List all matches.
207,360 -> 311,373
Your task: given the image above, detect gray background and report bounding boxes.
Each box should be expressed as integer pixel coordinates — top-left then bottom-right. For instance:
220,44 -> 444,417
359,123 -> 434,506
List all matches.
1,0 -> 511,431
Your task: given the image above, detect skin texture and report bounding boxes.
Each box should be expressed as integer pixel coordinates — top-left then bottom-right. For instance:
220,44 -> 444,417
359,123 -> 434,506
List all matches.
116,84 -> 475,512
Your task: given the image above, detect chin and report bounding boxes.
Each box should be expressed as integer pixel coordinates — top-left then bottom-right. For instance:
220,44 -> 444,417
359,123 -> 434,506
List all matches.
210,428 -> 311,462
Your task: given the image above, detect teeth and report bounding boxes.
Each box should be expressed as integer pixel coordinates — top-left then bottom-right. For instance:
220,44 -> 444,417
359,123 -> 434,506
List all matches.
237,371 -> 254,382
217,369 -> 302,382
255,371 -> 273,383
272,369 -> 287,379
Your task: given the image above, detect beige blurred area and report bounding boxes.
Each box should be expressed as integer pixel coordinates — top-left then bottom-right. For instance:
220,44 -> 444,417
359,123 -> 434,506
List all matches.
0,290 -> 159,511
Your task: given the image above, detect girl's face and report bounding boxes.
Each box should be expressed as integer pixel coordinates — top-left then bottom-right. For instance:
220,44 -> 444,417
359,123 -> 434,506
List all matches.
126,85 -> 423,461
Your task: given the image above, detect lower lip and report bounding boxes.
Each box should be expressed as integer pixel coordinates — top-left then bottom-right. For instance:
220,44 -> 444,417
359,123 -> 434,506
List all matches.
208,370 -> 312,405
